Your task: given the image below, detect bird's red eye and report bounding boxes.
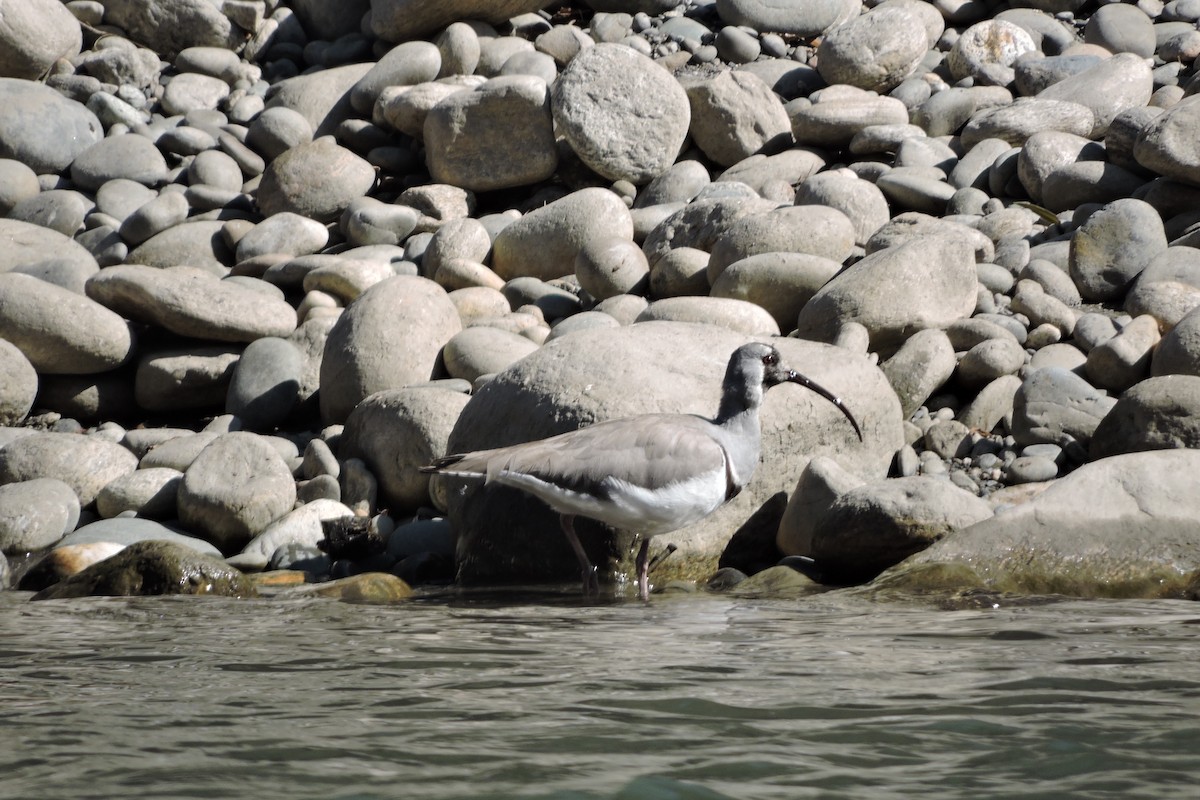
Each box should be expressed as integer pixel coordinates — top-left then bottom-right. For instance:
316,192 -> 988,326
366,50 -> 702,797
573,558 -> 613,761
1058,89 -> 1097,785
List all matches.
762,353 -> 776,365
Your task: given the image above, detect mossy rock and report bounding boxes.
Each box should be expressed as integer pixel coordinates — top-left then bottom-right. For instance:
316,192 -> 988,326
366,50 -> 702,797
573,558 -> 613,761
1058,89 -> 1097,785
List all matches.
31,540 -> 256,600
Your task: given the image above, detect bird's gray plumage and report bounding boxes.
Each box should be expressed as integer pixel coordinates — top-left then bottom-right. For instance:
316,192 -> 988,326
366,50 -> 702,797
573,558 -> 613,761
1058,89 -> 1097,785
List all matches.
422,341 -> 863,598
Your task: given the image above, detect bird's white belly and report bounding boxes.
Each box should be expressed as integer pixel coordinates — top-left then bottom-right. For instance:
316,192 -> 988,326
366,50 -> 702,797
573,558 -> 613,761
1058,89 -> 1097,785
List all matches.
497,466 -> 730,535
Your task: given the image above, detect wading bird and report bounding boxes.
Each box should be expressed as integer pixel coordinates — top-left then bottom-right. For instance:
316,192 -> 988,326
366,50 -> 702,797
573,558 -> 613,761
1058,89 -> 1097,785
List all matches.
422,342 -> 863,600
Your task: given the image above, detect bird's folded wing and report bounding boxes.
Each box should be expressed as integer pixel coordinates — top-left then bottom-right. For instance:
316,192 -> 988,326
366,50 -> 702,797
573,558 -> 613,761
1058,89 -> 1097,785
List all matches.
443,415 -> 730,495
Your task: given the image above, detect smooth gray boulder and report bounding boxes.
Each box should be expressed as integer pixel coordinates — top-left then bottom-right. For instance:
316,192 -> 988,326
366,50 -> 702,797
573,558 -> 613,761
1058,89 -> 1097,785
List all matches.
236,499 -> 356,570
795,237 -> 978,354
710,252 -> 842,332
0,478 -> 80,555
716,0 -> 849,36
492,188 -> 633,282
257,137 -> 375,222
177,432 -> 297,554
57,517 -> 220,556
706,205 -> 856,282
1011,367 -> 1117,447
879,450 -> 1200,598
0,339 -> 36,425
0,0 -> 81,80
684,70 -> 792,168
817,6 -> 928,93
552,43 -> 689,184
340,387 -> 471,512
424,76 -> 557,192
0,431 -> 138,506
1069,199 -> 1168,303
264,63 -> 373,138
370,0 -> 554,41
0,274 -> 134,374
225,337 -> 304,430
1090,375 -> 1200,460
101,0 -> 238,56
0,79 -> 102,172
86,266 -> 297,343
319,276 -> 462,424
807,476 -> 994,583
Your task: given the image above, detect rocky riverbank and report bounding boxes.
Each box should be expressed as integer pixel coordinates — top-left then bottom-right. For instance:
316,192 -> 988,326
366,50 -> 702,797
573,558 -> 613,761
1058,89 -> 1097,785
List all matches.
2,0 -> 1200,603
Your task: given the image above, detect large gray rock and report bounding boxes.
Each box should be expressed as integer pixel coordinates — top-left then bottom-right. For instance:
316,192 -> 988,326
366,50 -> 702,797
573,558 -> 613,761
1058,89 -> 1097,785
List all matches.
492,188 -> 633,281
226,337 -> 304,430
1134,96 -> 1200,187
0,478 -> 79,554
0,339 -> 36,425
424,76 -> 558,192
552,44 -> 689,184
319,276 -> 462,423
706,205 -> 856,282
795,237 -> 978,354
879,450 -> 1200,598
125,220 -> 234,272
794,170 -> 890,246
1153,304 -> 1200,378
0,273 -> 134,374
439,322 -> 903,586
1011,367 -> 1116,447
135,346 -> 240,413
0,0 -> 81,80
258,137 -> 375,222
960,97 -> 1095,149
642,195 -> 778,269
635,296 -> 781,336
709,252 -> 842,332
716,0 -> 849,35
1036,53 -> 1153,138
0,78 -> 102,172
1090,375 -> 1200,460
177,432 -> 297,554
351,40 -> 442,114
265,63 -> 373,138
101,0 -> 238,56
86,266 -> 296,343
0,219 -> 97,276
790,87 -> 910,149
879,328 -> 957,419
442,326 -> 541,382
1069,198 -> 1168,303
0,431 -> 138,506
95,467 -> 182,519
340,387 -> 470,512
806,476 -> 994,583
817,6 -> 929,93
370,0 -> 555,42
684,70 -> 792,168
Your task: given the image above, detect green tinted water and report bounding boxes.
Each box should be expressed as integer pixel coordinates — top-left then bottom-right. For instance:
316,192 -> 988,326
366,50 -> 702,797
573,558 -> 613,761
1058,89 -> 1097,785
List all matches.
2,590 -> 1198,799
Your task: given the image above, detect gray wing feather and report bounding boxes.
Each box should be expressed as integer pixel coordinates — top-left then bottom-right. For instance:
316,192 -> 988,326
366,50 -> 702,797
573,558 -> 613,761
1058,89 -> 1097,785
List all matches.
433,415 -> 728,494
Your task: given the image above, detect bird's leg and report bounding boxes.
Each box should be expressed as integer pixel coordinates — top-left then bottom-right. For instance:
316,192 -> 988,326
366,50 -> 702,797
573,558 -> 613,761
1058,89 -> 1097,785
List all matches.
560,514 -> 599,596
635,538 -> 650,601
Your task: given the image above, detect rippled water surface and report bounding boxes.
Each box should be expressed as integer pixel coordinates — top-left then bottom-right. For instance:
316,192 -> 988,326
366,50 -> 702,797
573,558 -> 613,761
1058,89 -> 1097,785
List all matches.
1,589 -> 1198,800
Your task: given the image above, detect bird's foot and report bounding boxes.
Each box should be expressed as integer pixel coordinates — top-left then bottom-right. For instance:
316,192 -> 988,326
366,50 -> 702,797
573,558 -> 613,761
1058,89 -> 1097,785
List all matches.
581,565 -> 600,597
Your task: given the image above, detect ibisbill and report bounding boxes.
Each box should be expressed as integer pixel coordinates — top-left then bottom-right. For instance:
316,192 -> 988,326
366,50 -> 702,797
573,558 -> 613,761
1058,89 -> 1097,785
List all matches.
422,342 -> 863,600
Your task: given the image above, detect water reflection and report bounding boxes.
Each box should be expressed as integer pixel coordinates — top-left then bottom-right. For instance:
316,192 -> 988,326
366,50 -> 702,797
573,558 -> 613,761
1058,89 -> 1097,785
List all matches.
1,591 -> 1198,799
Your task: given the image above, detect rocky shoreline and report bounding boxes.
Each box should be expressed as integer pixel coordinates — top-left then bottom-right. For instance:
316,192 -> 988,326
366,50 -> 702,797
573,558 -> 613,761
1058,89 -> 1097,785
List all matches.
2,0 -> 1200,603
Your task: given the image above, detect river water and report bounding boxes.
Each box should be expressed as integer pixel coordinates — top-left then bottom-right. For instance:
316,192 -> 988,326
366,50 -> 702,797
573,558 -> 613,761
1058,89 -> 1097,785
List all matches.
1,588 -> 1198,800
